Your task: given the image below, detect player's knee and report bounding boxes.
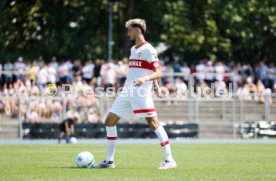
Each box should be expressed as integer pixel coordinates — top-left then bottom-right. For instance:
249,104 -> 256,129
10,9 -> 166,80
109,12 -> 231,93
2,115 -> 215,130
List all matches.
105,113 -> 119,127
105,119 -> 116,127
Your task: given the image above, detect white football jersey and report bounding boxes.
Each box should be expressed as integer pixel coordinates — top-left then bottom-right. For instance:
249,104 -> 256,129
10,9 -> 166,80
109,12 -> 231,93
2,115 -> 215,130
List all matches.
123,41 -> 160,92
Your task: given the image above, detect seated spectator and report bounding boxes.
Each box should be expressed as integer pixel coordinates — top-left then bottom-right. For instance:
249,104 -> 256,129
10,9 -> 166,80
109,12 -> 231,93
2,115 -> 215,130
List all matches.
244,77 -> 257,100
163,76 -> 176,94
214,78 -> 228,97
236,82 -> 251,101
51,101 -> 62,123
175,77 -> 187,97
27,107 -> 40,123
195,79 -> 209,97
256,79 -> 272,104
87,108 -> 99,123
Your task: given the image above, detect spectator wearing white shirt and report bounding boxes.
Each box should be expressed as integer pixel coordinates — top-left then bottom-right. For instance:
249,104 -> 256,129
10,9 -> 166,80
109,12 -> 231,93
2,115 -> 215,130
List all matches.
205,61 -> 215,85
37,64 -> 48,89
175,77 -> 187,97
195,60 -> 205,81
180,62 -> 191,86
215,61 -> 225,81
236,82 -> 251,101
48,64 -> 57,84
82,60 -> 94,84
105,62 -> 117,89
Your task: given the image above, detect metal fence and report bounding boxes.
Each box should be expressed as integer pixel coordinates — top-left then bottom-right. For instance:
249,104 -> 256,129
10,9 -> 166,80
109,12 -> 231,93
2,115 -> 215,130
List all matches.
0,71 -> 276,139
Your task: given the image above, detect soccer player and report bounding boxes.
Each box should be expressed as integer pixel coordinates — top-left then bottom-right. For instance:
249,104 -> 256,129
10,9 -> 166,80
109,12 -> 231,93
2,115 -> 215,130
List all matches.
94,19 -> 176,169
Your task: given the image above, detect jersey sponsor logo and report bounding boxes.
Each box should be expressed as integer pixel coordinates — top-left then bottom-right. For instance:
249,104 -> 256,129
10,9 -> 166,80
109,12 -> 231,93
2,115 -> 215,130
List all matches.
129,60 -> 142,67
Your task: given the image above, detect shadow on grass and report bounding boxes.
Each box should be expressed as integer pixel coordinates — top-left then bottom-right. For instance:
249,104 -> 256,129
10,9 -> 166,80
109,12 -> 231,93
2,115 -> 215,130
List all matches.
45,166 -> 142,170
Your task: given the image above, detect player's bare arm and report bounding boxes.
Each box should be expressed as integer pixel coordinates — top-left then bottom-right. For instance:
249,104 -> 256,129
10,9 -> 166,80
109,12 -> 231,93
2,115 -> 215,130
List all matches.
133,67 -> 161,86
153,78 -> 165,98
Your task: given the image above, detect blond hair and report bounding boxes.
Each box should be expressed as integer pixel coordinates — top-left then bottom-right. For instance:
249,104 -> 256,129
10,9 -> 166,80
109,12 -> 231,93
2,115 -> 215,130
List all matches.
125,18 -> 146,34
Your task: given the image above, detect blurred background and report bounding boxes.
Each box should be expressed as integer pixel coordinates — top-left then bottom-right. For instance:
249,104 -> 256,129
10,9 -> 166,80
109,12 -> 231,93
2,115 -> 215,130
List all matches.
0,0 -> 276,140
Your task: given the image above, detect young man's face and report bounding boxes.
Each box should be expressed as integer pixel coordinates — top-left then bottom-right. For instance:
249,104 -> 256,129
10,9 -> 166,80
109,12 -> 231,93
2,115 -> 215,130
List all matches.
127,26 -> 138,41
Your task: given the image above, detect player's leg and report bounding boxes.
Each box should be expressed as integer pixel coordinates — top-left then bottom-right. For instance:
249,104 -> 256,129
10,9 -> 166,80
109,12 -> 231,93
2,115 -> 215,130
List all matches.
105,112 -> 120,163
58,132 -> 65,143
93,96 -> 133,168
132,96 -> 176,169
145,116 -> 176,169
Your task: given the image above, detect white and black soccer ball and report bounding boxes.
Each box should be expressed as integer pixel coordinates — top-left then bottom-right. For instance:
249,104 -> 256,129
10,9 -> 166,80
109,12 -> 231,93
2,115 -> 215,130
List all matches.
76,151 -> 95,168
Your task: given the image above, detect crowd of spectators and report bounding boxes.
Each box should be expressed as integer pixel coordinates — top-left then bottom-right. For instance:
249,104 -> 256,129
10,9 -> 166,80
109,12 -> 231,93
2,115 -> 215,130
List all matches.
0,56 -> 275,123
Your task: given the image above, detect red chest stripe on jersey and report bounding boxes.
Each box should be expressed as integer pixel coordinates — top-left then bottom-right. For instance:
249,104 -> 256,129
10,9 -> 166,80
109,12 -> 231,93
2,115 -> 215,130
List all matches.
129,59 -> 154,70
133,108 -> 156,114
129,60 -> 161,70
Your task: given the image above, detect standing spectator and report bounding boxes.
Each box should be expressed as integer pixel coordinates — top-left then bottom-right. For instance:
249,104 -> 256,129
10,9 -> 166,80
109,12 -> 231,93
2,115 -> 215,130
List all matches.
50,56 -> 58,70
180,62 -> 191,86
29,62 -> 38,85
116,58 -> 128,88
3,60 -> 13,85
105,62 -> 117,88
205,61 -> 215,85
82,60 -> 94,84
215,61 -> 225,81
37,64 -> 48,89
65,60 -> 74,83
57,61 -> 69,84
255,61 -> 269,88
195,60 -> 205,82
48,63 -> 57,84
72,59 -> 82,77
14,57 -> 26,81
93,59 -> 102,87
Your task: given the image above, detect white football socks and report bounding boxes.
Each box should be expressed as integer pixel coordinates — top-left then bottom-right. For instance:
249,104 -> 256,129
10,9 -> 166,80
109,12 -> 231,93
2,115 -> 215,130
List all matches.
154,126 -> 174,162
105,126 -> 117,162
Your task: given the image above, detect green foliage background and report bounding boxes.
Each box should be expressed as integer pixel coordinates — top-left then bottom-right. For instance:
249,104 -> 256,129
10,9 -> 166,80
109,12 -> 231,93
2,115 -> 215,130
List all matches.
0,0 -> 275,63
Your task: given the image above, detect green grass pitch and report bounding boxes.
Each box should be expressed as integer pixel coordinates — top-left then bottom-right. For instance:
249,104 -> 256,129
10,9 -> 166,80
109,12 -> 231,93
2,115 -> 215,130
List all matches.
1,143 -> 276,181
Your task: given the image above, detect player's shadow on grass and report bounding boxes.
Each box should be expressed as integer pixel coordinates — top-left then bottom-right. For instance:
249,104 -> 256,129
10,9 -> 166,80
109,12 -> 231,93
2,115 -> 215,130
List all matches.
53,166 -> 128,170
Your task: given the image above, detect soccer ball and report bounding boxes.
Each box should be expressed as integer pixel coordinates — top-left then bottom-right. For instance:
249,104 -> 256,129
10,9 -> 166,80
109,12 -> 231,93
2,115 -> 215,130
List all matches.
76,151 -> 95,168
70,137 -> 78,144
